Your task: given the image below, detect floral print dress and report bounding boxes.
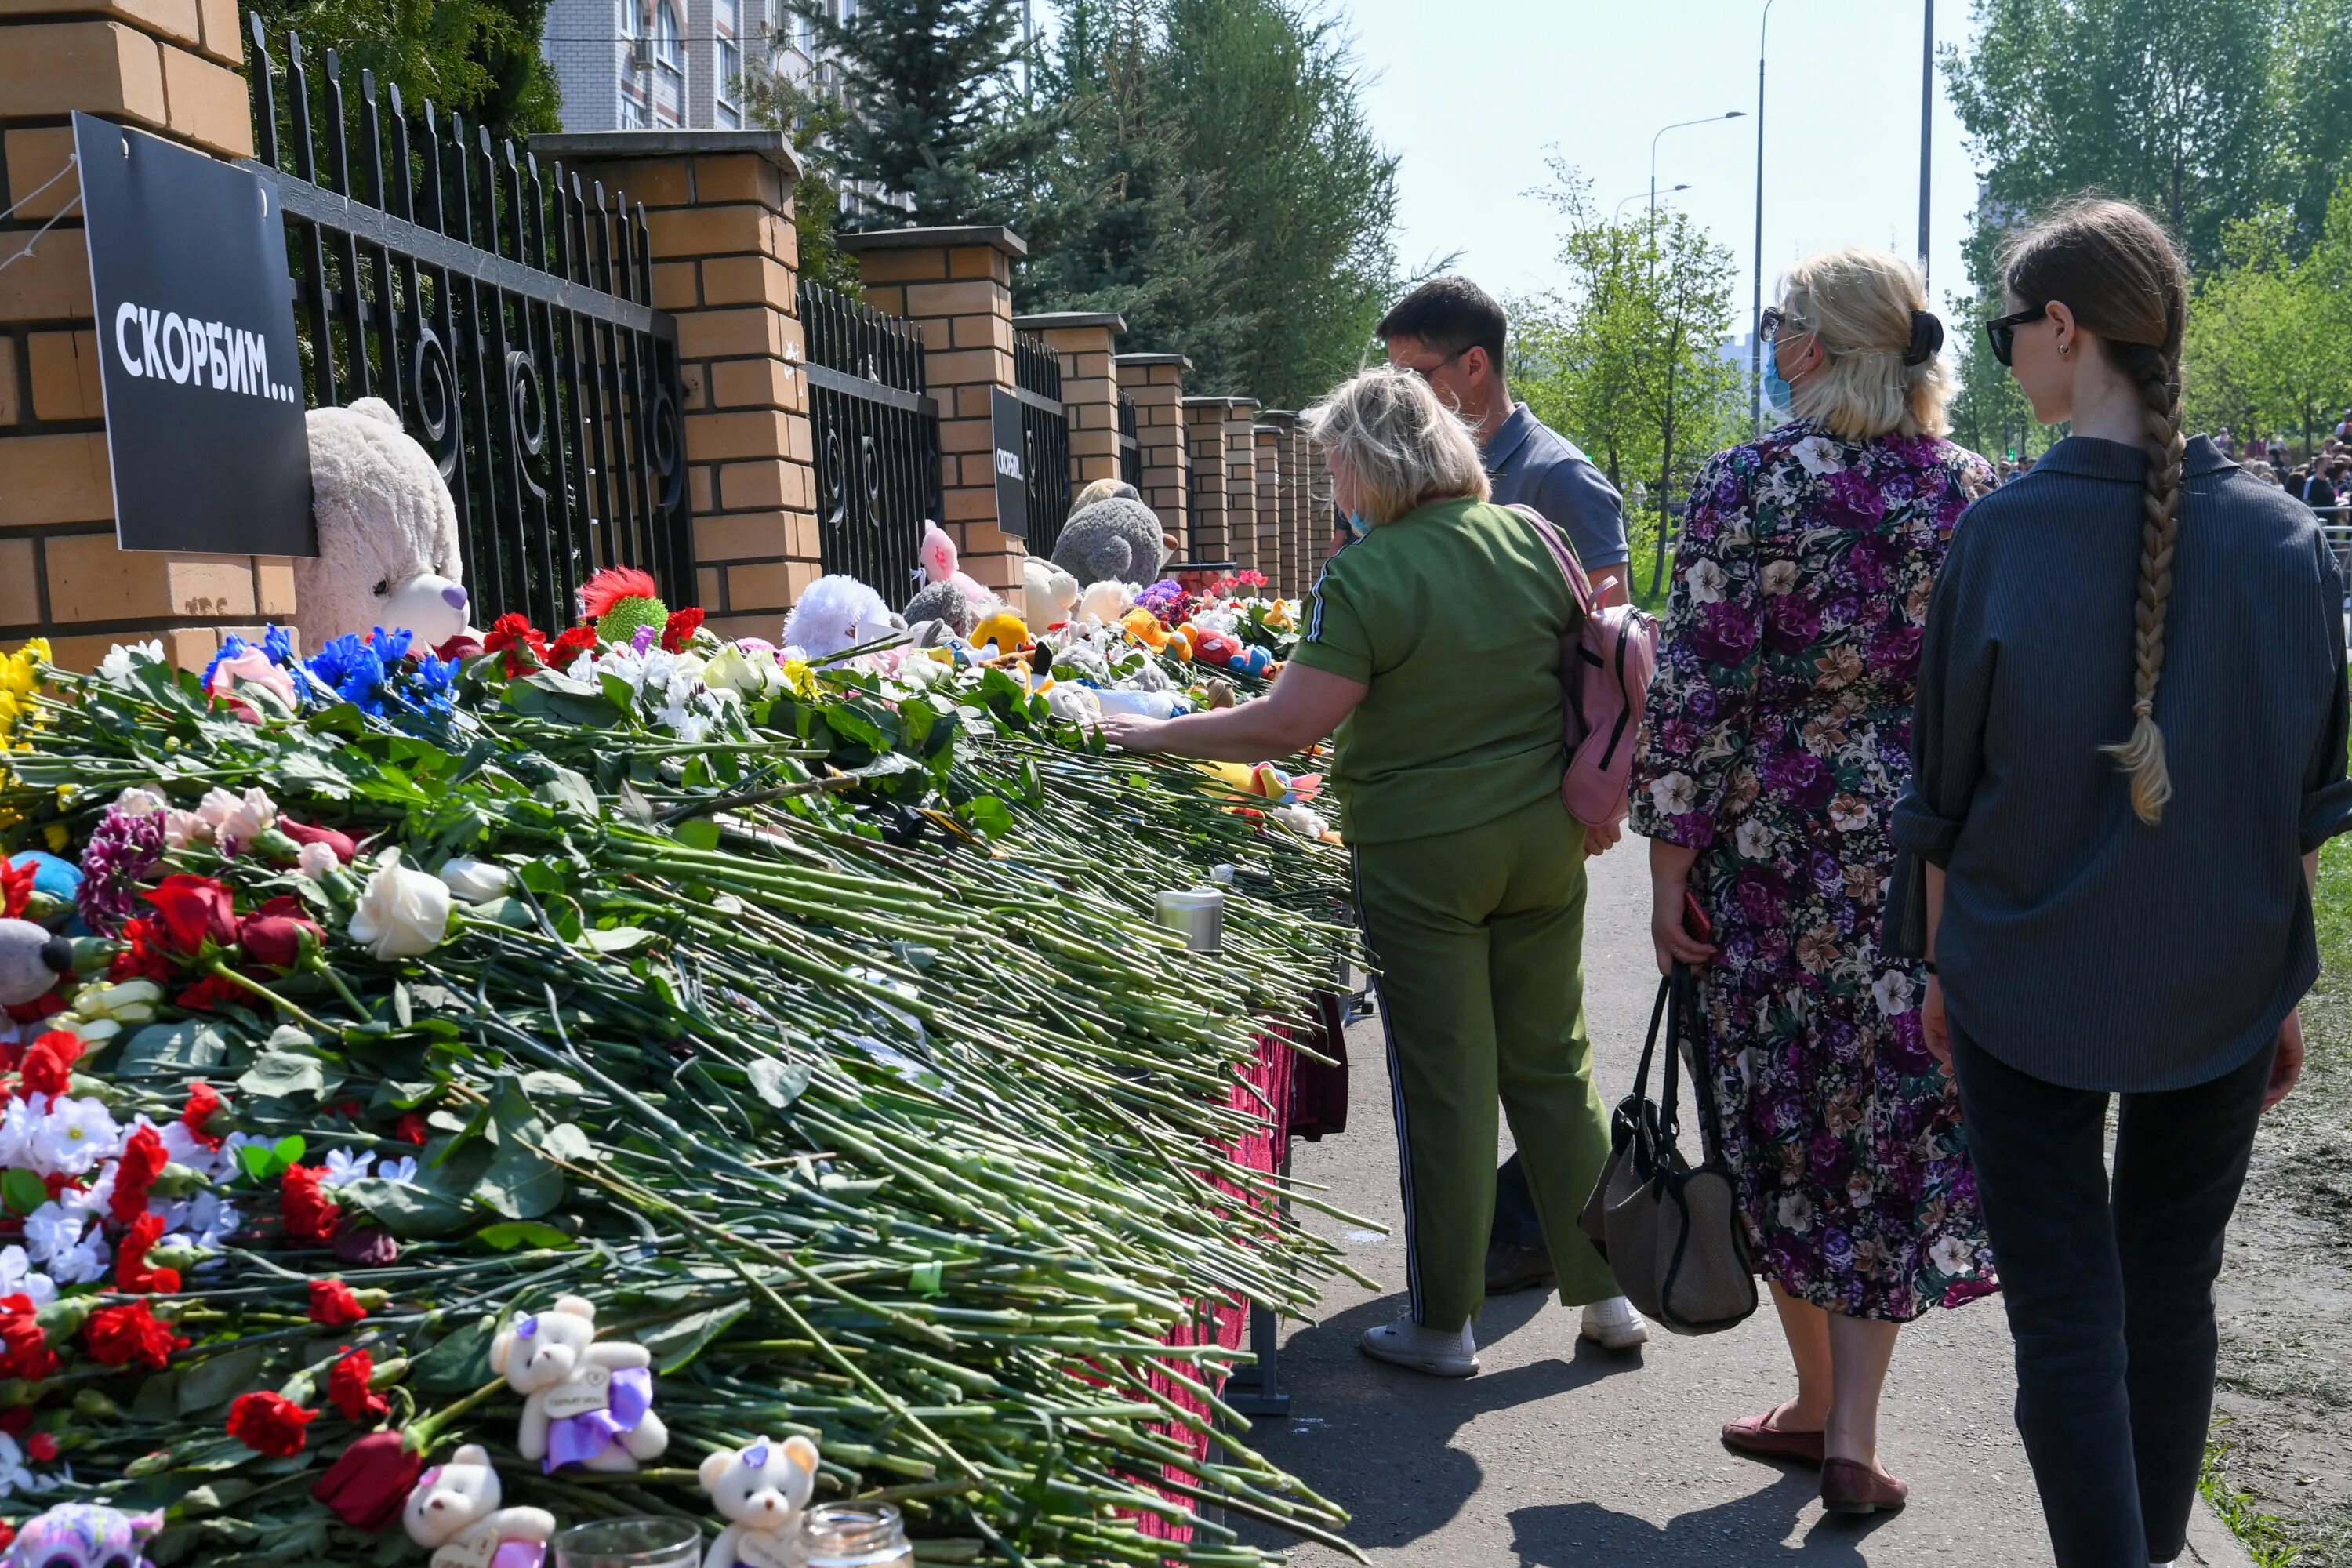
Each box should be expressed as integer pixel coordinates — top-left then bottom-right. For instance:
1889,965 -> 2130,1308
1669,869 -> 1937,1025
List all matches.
1628,420 -> 1999,1322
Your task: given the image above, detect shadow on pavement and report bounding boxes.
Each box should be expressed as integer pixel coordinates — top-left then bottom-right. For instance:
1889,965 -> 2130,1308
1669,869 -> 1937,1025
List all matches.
1509,1475 -> 1897,1566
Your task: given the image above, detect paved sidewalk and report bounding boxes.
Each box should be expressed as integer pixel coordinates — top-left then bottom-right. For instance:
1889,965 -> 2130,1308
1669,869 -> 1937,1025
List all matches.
1237,837 -> 2252,1567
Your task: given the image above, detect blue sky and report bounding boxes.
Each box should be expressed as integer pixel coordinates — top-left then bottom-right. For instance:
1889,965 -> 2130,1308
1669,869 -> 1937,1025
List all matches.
1332,0 -> 1986,327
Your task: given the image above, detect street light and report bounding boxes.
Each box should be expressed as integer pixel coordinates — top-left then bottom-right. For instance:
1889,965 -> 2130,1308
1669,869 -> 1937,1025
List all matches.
1751,0 -> 1791,435
1617,184 -> 1689,220
1651,111 -> 1744,229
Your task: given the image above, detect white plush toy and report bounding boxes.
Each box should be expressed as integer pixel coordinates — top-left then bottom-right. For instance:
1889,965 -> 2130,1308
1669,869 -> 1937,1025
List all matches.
1022,557 -> 1078,629
1076,580 -> 1134,628
697,1435 -> 822,1568
489,1296 -> 668,1472
782,575 -> 897,662
300,398 -> 473,652
401,1443 -> 558,1568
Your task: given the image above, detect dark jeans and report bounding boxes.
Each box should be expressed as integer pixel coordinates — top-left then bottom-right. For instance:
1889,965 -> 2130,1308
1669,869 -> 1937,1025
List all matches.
1493,1151 -> 1544,1250
1949,1022 -> 2275,1568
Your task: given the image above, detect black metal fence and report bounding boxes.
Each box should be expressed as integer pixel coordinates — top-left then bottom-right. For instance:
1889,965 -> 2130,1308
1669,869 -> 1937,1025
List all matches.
1117,392 -> 1142,491
1011,328 -> 1072,558
798,278 -> 940,600
246,16 -> 690,631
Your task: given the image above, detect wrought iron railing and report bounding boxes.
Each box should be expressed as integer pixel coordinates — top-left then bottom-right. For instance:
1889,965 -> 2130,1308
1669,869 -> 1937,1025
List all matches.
1117,391 -> 1141,491
797,278 -> 939,599
246,16 -> 690,631
1011,328 -> 1072,557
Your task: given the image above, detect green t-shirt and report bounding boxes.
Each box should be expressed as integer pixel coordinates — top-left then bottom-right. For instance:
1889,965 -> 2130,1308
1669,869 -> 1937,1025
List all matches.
1288,496 -> 1577,844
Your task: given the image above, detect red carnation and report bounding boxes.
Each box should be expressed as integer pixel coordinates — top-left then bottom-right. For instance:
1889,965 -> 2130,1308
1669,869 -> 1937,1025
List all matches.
115,1211 -> 180,1295
280,819 -> 359,864
84,1298 -> 187,1370
580,566 -> 659,621
107,917 -> 172,985
2,992 -> 64,1026
548,625 -> 599,663
483,613 -> 549,677
0,859 -> 34,921
328,1348 -> 387,1421
110,1123 -> 169,1225
311,1429 -> 420,1532
309,1279 -> 368,1327
24,1432 -> 55,1463
238,898 -> 321,972
140,874 -> 238,954
280,1163 -> 340,1243
227,1391 -> 315,1457
0,1295 -> 57,1382
394,1112 -> 429,1145
180,1080 -> 226,1149
659,606 -> 706,654
18,1031 -> 81,1099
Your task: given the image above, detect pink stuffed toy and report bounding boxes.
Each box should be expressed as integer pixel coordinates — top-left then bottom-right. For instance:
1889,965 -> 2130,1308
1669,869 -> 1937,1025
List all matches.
919,521 -> 991,607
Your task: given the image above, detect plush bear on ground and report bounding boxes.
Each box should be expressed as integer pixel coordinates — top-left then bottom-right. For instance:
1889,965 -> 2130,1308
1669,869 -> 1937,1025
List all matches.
402,1443 -> 558,1568
489,1296 -> 668,1472
1050,496 -> 1170,588
299,397 -> 473,653
698,1435 -> 822,1568
1022,557 -> 1079,628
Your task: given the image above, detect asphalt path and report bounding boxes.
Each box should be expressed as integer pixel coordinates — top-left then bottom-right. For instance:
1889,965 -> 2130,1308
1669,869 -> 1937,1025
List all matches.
1235,833 -> 2253,1568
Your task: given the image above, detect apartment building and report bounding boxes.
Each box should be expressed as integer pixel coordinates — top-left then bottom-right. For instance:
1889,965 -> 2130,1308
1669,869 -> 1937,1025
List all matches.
541,0 -> 785,132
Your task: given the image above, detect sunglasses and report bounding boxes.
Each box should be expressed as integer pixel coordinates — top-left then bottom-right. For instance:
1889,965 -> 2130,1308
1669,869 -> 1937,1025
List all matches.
1759,307 -> 1806,340
1983,304 -> 2053,368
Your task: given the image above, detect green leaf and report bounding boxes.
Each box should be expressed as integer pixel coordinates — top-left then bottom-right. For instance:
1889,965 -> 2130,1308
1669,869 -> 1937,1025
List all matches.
236,1048 -> 328,1102
516,858 -> 568,897
1,1168 -> 45,1216
535,767 -> 602,820
472,1220 -> 575,1253
960,795 -> 1014,840
746,1058 -> 812,1110
112,1020 -> 231,1078
541,1123 -> 595,1163
638,1298 -> 749,1373
234,1134 -> 307,1183
408,1312 -> 501,1392
519,1069 -> 586,1098
479,1139 -> 564,1219
673,818 -> 721,851
583,925 -> 653,954
340,1175 -> 473,1237
177,1346 -> 266,1414
505,670 -> 626,728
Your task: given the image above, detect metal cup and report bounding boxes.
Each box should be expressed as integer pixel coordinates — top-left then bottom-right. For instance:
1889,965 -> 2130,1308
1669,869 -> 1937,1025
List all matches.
1156,887 -> 1226,953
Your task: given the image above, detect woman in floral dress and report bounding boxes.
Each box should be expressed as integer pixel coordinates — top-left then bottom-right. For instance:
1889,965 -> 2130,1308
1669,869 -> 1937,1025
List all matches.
1628,247 -> 1997,1518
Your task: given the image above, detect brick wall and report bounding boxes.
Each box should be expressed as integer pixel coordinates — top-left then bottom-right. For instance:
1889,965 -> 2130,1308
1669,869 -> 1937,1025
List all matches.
1181,397 -> 1230,566
541,0 -> 621,132
0,0 -> 299,671
1115,351 -> 1188,543
1253,424 -> 1282,587
1221,398 -> 1257,575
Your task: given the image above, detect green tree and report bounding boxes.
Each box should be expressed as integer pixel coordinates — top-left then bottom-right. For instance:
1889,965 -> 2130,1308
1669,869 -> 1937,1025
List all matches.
2184,181 -> 2352,456
250,0 -> 561,135
744,70 -> 863,292
1944,278 -> 2053,464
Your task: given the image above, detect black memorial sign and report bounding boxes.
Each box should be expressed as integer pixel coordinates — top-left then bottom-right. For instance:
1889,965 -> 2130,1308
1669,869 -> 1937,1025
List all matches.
990,386 -> 1028,540
74,113 -> 315,557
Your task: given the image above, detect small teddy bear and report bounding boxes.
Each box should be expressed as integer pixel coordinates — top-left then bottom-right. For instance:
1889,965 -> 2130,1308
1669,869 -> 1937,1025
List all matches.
489,1297 -> 669,1473
5,1503 -> 165,1568
402,1443 -> 559,1568
698,1435 -> 821,1568
299,398 -> 474,653
1021,556 -> 1079,629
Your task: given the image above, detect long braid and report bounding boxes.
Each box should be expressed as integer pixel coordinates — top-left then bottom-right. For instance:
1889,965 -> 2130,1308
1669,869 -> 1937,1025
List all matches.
2100,343 -> 2185,825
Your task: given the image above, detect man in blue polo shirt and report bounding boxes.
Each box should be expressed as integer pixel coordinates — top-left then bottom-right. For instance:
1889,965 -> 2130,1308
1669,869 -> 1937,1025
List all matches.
1376,278 -> 1641,1321
1378,277 -> 1631,608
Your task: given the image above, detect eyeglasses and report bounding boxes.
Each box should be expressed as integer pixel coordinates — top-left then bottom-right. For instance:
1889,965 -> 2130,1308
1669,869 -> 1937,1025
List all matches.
1759,307 -> 1807,340
1399,345 -> 1468,383
1983,304 -> 2053,368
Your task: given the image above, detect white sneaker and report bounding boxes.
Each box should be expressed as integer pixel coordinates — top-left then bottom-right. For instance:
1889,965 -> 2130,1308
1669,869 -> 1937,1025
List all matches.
1580,1295 -> 1650,1350
1359,1312 -> 1479,1377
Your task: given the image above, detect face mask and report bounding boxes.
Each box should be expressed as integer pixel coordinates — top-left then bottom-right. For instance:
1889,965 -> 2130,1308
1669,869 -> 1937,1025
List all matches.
1762,332 -> 1813,417
1345,511 -> 1373,540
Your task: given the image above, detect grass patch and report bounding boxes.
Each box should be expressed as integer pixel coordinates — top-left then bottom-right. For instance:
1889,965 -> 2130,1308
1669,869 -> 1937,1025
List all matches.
2205,1432 -> 2308,1568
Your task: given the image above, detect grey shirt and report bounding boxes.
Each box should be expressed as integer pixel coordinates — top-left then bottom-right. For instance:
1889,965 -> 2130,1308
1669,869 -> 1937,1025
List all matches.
1484,403 -> 1631,570
1889,435 -> 2352,1091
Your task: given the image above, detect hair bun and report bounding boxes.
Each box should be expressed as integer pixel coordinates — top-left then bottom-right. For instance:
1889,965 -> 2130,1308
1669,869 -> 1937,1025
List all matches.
1902,310 -> 1945,367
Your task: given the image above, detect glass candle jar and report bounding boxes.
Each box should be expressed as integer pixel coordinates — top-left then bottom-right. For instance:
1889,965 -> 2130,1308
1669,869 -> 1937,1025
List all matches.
796,1504 -> 915,1568
552,1517 -> 703,1568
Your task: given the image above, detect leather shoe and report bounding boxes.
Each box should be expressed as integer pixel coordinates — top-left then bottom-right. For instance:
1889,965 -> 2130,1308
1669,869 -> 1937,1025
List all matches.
1483,1241 -> 1555,1296
1820,1457 -> 1908,1515
1721,1408 -> 1825,1466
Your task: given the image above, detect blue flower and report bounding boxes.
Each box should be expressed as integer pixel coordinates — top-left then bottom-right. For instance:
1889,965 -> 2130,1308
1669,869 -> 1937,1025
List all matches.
407,653 -> 456,714
262,624 -> 294,666
307,633 -> 388,717
371,626 -> 415,666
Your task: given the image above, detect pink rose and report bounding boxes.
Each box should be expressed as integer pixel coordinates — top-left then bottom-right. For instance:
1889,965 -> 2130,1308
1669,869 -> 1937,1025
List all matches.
209,648 -> 297,720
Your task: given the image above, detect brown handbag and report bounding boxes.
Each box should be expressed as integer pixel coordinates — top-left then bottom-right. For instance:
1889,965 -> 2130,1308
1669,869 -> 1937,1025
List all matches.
1577,964 -> 1759,1334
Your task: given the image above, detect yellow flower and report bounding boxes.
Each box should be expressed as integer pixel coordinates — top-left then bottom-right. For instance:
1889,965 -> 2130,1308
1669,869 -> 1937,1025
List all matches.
41,824 -> 67,854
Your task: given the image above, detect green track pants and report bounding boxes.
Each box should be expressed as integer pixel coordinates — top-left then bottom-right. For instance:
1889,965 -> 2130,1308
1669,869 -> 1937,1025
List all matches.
1353,792 -> 1621,1330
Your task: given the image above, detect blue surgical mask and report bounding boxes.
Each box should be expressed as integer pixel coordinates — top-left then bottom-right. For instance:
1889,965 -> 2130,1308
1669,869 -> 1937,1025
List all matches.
1762,332 -> 1813,417
1345,510 -> 1373,540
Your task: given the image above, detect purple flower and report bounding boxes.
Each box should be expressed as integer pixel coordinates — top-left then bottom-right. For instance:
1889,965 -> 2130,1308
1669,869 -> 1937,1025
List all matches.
630,624 -> 659,655
78,804 -> 165,935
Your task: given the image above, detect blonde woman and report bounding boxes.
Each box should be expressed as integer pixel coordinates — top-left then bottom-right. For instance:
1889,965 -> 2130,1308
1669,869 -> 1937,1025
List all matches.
1896,200 -> 2348,1567
1628,248 -> 1996,1515
1100,367 -> 1639,1376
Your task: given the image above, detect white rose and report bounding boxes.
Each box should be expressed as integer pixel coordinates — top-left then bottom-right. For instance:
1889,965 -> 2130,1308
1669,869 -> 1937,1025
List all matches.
704,644 -> 785,699
216,786 -> 276,850
296,840 -> 340,880
348,851 -> 452,960
113,786 -> 168,819
96,641 -> 163,683
194,788 -> 241,834
436,855 -> 511,905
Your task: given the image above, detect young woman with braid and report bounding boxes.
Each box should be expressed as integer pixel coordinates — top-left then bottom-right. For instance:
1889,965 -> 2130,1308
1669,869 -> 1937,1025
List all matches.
1888,198 -> 2352,1568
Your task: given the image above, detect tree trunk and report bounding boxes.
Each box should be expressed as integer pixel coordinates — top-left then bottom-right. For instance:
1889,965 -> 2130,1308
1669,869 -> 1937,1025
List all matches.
1653,359 -> 1679,597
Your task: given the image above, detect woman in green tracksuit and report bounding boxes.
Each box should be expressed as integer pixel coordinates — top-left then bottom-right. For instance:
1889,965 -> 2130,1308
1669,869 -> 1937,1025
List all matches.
1098,366 -> 1635,1377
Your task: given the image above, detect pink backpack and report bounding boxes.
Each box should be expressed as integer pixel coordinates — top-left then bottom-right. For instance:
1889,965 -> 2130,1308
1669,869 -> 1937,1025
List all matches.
1508,505 -> 1660,829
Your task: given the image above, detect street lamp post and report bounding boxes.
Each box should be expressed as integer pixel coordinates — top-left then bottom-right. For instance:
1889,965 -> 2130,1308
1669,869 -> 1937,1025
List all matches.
1617,184 -> 1689,220
1751,0 -> 1786,437
1919,0 -> 1934,275
1646,111 -> 1743,597
1651,111 -> 1744,231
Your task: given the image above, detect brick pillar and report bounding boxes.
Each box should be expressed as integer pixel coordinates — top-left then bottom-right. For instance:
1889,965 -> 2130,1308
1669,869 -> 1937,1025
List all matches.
1310,433 -> 1336,571
0,0 -> 292,672
1116,351 -> 1189,541
1290,422 -> 1315,589
1181,397 -> 1230,568
1221,397 -> 1258,575
1252,425 -> 1281,587
1261,410 -> 1300,595
1014,311 -> 1123,486
842,225 -> 1027,596
534,130 -> 813,643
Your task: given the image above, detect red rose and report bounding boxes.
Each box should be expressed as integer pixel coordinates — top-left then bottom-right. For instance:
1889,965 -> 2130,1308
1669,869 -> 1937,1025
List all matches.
140,874 -> 239,954
238,909 -> 321,972
0,859 -> 34,921
660,606 -> 706,654
309,1279 -> 368,1327
227,1391 -> 315,1457
394,1112 -> 429,1145
0,1408 -> 31,1435
115,1211 -> 181,1295
328,1348 -> 388,1421
549,626 -> 599,662
18,1031 -> 81,1099
181,1080 -> 226,1149
107,918 -> 172,985
280,1163 -> 340,1243
172,975 -> 249,1014
280,820 -> 359,865
25,1432 -> 56,1462
0,1294 -> 54,1382
310,1430 -> 420,1532
110,1123 -> 169,1225
84,1299 -> 187,1370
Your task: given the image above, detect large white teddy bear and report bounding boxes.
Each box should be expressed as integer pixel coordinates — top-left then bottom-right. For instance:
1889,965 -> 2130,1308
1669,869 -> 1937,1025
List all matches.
299,397 -> 473,652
